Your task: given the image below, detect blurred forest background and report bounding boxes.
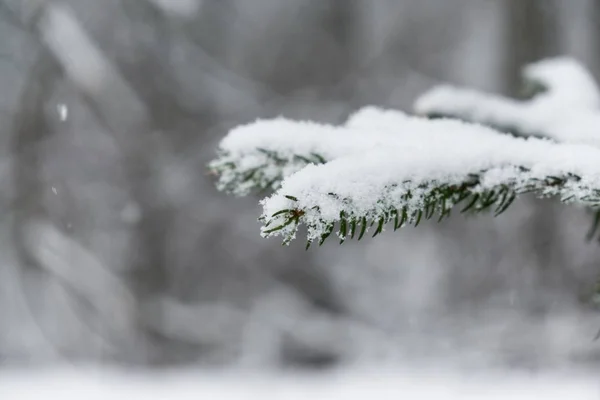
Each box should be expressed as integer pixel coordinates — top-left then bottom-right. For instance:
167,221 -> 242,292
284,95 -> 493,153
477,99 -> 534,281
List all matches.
1,0 -> 600,371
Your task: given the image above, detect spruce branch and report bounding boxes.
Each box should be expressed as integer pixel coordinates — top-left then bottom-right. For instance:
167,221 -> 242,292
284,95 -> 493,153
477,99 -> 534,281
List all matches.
261,165 -> 596,247
208,108 -> 410,195
415,57 -> 600,239
209,146 -> 327,196
258,116 -> 600,246
209,57 -> 600,248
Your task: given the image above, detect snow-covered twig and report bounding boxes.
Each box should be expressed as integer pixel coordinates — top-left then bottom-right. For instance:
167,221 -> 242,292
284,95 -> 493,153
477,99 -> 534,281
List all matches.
258,116 -> 600,245
208,108 -> 409,195
414,57 -> 600,146
210,57 -> 600,247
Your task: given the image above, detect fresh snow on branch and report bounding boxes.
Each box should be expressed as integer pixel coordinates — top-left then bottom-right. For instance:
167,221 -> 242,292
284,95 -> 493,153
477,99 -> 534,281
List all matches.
209,57 -> 600,245
520,57 -> 600,108
414,57 -> 600,146
259,115 -> 600,245
208,108 -> 409,195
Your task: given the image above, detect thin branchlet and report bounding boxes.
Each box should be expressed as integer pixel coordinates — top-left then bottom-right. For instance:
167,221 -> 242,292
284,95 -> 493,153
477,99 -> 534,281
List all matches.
208,149 -> 328,196
260,168 -> 597,247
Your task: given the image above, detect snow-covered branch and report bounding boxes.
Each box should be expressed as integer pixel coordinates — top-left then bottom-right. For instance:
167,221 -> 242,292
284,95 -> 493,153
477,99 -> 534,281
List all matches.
209,57 -> 600,246
208,108 -> 409,195
258,116 -> 600,245
414,57 -> 600,146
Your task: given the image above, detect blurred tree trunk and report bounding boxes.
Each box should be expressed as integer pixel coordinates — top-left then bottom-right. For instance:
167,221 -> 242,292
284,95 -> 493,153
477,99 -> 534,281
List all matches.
505,0 -> 560,95
591,0 -> 600,78
504,0 -> 566,295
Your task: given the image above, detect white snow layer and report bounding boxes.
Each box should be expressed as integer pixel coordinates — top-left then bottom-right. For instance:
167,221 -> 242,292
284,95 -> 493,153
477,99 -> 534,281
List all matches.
521,57 -> 600,108
219,108 -> 412,160
209,107 -> 409,195
0,368 -> 598,399
211,57 -> 600,242
258,113 -> 600,242
414,57 -> 600,146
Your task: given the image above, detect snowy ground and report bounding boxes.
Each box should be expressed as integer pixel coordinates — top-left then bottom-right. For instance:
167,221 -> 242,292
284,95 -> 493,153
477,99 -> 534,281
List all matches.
1,367 -> 599,399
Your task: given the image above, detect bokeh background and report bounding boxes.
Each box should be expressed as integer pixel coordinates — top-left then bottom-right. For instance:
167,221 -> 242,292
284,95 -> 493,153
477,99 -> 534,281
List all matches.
1,0 -> 600,374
